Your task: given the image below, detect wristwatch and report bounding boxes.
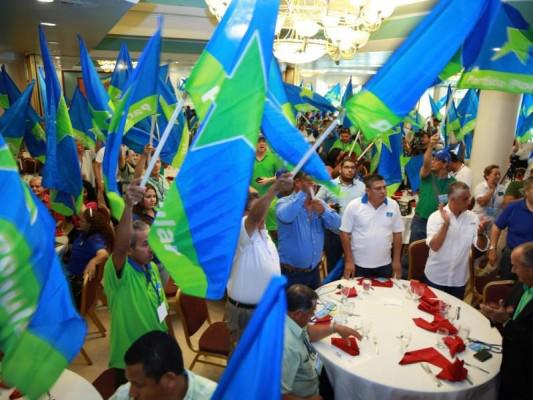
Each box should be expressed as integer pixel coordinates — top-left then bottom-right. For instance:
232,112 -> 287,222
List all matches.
489,245 -> 496,250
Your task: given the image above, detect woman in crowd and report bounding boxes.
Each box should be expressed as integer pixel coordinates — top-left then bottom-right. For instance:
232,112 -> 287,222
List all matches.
472,164 -> 505,223
132,184 -> 158,225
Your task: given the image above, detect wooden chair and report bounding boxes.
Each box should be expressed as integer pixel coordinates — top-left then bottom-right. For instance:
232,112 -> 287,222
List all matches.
78,263 -> 106,365
175,290 -> 231,370
483,280 -> 515,305
408,239 -> 429,280
467,249 -> 500,307
92,368 -> 122,400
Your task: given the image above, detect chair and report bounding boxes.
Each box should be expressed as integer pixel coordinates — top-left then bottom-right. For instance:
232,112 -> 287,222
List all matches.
467,249 -> 500,307
78,263 -> 106,365
175,290 -> 231,370
92,368 -> 122,400
483,280 -> 515,305
408,239 -> 429,280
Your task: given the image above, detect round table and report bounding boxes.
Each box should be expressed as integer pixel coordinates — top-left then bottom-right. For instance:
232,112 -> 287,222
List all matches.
314,279 -> 502,400
0,369 -> 102,400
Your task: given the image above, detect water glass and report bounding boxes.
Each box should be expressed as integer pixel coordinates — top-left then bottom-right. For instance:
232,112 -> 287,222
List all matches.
361,319 -> 372,339
458,325 -> 471,342
439,302 -> 450,318
436,327 -> 449,349
362,279 -> 372,294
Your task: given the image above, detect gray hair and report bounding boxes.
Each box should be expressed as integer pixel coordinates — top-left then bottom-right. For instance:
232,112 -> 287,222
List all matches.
448,181 -> 470,200
287,284 -> 318,312
130,220 -> 150,249
517,242 -> 533,268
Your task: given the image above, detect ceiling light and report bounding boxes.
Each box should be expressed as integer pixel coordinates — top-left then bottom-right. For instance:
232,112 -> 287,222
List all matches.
38,0 -> 54,3
40,22 -> 56,27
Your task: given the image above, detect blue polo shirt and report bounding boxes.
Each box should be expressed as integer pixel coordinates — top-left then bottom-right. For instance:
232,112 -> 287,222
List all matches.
66,232 -> 107,276
495,199 -> 533,249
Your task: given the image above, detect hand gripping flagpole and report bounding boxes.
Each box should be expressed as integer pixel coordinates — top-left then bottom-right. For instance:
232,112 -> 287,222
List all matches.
347,131 -> 361,157
357,141 -> 375,162
291,111 -> 343,176
140,97 -> 185,188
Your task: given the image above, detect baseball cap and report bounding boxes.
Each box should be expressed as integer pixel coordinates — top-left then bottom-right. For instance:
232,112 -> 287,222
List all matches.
433,149 -> 451,163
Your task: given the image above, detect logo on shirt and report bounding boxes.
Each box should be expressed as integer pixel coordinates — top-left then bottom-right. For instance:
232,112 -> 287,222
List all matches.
386,212 -> 393,217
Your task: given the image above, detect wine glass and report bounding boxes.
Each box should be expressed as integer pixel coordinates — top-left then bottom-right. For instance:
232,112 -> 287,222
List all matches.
362,279 -> 372,294
436,327 -> 449,349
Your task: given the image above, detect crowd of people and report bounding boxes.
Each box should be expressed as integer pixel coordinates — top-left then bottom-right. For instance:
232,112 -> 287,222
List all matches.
15,108 -> 533,400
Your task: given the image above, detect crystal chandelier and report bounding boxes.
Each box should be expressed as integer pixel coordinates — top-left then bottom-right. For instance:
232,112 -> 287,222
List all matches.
205,0 -> 395,64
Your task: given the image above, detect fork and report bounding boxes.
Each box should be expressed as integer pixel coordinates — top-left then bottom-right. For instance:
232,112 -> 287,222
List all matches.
420,363 -> 442,387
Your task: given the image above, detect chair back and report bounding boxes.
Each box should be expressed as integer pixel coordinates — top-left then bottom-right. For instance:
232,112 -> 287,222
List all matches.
177,290 -> 208,337
483,280 -> 515,305
408,239 -> 429,280
79,264 -> 103,316
92,368 -> 121,400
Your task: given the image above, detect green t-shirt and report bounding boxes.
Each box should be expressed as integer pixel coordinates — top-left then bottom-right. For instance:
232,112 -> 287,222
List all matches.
504,180 -> 525,199
329,139 -> 353,153
104,257 -> 168,369
415,173 -> 456,219
251,151 -> 282,195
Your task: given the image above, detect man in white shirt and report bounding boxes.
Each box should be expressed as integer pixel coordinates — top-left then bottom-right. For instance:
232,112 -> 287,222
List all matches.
448,152 -> 472,189
109,331 -> 216,400
425,182 -> 489,299
472,164 -> 505,222
340,174 -> 404,279
226,173 -> 293,343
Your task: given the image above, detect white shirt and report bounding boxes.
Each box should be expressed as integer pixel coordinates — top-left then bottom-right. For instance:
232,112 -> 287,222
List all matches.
316,177 -> 365,216
425,206 -> 487,287
95,146 -> 105,163
451,164 -> 472,188
80,149 -> 96,186
472,181 -> 505,220
340,195 -> 404,268
227,217 -> 280,304
109,370 -> 216,400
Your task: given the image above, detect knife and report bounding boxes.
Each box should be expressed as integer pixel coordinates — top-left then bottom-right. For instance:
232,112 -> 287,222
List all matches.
420,363 -> 442,387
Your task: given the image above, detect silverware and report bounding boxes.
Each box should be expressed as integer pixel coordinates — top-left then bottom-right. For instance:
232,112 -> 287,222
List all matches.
420,363 -> 442,387
464,361 -> 490,374
456,306 -> 461,321
466,375 -> 473,385
392,280 -> 402,289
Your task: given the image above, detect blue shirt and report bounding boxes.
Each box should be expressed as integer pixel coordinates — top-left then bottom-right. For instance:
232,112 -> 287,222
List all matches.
66,232 -> 107,276
276,191 -> 340,268
495,199 -> 533,249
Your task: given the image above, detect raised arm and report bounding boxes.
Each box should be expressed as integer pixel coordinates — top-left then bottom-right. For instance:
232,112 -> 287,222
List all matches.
420,134 -> 439,178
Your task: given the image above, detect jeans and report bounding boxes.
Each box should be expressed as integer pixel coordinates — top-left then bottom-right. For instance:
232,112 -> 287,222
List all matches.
356,264 -> 392,278
409,215 -> 428,243
423,274 -> 465,300
323,230 -> 343,274
282,266 -> 321,290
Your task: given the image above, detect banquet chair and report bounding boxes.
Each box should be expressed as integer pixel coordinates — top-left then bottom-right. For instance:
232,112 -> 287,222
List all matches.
408,239 -> 429,280
467,249 -> 500,307
175,290 -> 231,370
483,280 -> 515,305
79,263 -> 106,365
92,368 -> 122,400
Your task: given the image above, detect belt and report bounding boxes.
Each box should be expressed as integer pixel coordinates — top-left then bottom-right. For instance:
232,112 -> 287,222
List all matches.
281,263 -> 316,273
228,296 -> 256,310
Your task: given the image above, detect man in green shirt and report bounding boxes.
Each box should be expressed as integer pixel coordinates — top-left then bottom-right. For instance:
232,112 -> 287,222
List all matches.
480,242 -> 533,400
409,134 -> 455,243
104,179 -> 173,383
328,128 -> 353,154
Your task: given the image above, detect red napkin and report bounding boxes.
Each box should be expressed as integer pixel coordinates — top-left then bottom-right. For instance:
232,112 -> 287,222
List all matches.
443,335 -> 466,357
331,336 -> 360,356
313,315 -> 333,324
413,314 -> 458,335
418,297 -> 446,316
410,280 -> 438,299
356,278 -> 394,288
9,390 -> 23,400
399,347 -> 449,369
336,287 -> 358,297
437,359 -> 468,382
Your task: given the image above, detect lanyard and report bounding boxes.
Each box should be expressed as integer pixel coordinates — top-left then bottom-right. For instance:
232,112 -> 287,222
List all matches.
144,266 -> 163,306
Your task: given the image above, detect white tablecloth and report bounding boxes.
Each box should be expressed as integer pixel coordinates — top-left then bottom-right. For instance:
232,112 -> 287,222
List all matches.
0,369 -> 102,400
314,279 -> 502,400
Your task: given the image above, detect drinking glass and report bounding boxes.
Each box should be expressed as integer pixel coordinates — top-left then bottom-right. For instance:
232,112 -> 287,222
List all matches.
458,324 -> 471,342
362,279 -> 372,294
436,327 -> 449,349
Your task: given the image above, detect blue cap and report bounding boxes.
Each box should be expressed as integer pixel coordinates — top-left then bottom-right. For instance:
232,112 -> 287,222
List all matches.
433,149 -> 451,163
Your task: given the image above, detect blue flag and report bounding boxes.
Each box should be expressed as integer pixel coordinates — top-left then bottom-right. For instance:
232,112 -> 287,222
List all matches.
69,86 -> 96,149
108,43 -> 133,103
0,81 -> 34,157
0,65 -> 46,160
458,0 -> 533,93
0,136 -> 87,399
516,94 -> 533,143
78,35 -> 114,141
212,276 -> 286,399
345,0 -> 488,141
103,21 -> 161,220
284,83 -> 337,114
341,77 -> 354,128
40,26 -> 82,217
378,126 -> 403,186
324,83 -> 341,106
428,94 -> 443,121
149,0 -> 278,299
405,154 -> 425,192
456,89 -> 479,140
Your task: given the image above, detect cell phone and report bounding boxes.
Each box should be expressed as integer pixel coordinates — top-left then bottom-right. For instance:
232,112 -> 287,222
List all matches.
255,177 -> 262,183
473,349 -> 493,362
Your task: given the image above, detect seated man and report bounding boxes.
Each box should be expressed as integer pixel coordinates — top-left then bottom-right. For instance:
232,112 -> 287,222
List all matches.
109,330 -> 216,400
282,284 -> 361,400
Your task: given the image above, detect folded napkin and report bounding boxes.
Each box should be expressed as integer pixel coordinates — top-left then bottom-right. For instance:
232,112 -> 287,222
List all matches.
410,280 -> 437,300
336,287 -> 358,297
9,390 -> 23,400
399,347 -> 449,369
357,278 -> 393,288
436,359 -> 468,382
413,314 -> 458,335
443,335 -> 466,357
331,336 -> 360,356
313,315 -> 333,324
418,297 -> 446,316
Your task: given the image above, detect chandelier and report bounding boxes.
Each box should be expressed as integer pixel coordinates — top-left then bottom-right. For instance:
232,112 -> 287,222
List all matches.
205,0 -> 395,64
97,59 -> 138,73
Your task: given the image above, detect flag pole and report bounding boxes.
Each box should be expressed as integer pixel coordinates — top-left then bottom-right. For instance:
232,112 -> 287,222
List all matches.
292,112 -> 341,176
347,131 -> 361,157
140,97 -> 185,188
357,141 -> 375,162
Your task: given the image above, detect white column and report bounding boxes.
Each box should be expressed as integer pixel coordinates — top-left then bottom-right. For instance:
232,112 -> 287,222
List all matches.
469,90 -> 521,186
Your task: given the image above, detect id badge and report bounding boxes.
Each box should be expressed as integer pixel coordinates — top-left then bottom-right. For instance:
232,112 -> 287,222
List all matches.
157,302 -> 168,323
312,353 -> 323,374
437,194 -> 448,204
